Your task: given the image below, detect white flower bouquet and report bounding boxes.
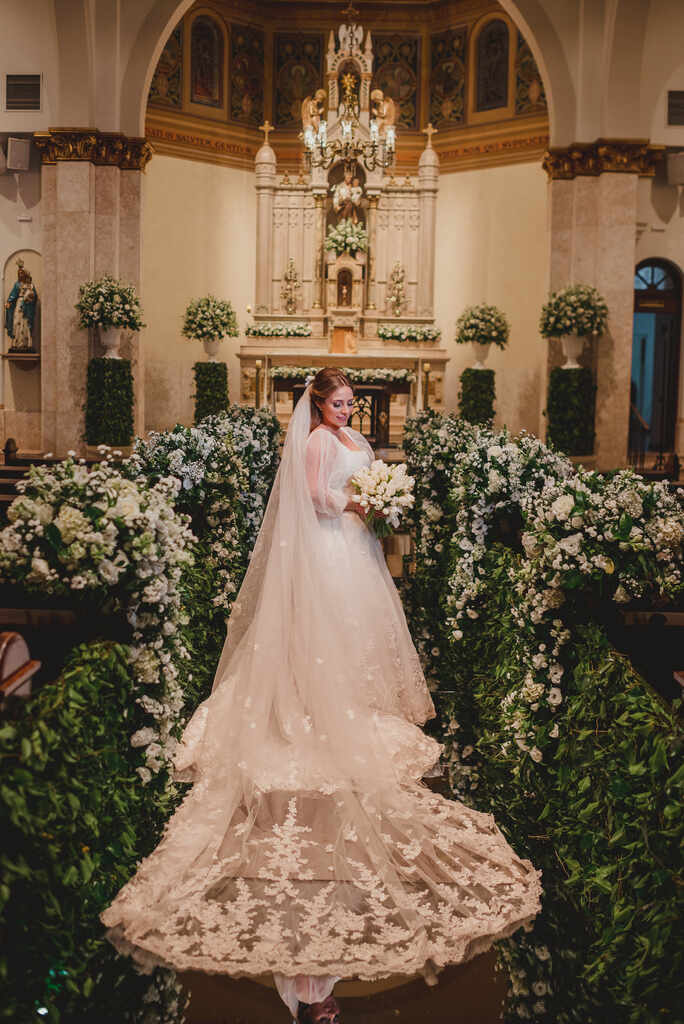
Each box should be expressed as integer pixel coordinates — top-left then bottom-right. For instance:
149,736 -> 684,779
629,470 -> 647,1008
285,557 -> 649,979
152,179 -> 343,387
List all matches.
378,323 -> 441,343
182,295 -> 239,342
350,459 -> 415,538
324,220 -> 369,256
269,365 -> 416,384
245,321 -> 312,337
75,274 -> 146,331
455,303 -> 510,349
539,283 -> 608,338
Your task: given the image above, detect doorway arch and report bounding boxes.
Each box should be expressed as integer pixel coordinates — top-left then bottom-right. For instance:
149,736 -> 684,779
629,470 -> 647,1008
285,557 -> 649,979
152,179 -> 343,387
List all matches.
629,258 -> 682,458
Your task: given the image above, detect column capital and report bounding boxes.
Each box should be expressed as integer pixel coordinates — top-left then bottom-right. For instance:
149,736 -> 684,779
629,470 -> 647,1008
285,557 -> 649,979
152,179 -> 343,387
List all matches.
33,128 -> 153,171
542,138 -> 665,180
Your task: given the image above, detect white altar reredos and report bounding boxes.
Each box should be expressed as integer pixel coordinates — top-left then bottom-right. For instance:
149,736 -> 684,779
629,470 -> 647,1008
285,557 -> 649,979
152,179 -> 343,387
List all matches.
239,18 -> 447,447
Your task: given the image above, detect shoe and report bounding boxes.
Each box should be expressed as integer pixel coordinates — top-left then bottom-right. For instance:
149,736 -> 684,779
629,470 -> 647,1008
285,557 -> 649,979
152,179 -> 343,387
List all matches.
297,995 -> 341,1023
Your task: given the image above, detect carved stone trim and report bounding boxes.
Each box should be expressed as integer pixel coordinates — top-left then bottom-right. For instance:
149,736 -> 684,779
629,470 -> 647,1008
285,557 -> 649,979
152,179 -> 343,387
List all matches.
543,139 -> 665,180
33,129 -> 154,170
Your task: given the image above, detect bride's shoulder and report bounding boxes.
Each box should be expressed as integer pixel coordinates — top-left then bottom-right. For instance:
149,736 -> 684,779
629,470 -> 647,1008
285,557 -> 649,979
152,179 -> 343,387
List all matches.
307,425 -> 334,447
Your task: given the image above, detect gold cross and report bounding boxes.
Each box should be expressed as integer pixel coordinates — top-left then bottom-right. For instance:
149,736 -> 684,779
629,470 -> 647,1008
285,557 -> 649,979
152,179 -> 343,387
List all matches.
422,122 -> 438,147
259,120 -> 274,144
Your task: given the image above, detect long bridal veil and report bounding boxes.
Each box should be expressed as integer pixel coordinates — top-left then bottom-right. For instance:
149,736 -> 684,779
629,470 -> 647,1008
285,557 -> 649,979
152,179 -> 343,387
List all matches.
101,383 -> 541,991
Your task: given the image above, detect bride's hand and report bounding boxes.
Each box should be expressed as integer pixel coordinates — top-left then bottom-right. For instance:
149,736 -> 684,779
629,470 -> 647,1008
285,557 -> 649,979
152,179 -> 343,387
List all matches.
345,499 -> 367,520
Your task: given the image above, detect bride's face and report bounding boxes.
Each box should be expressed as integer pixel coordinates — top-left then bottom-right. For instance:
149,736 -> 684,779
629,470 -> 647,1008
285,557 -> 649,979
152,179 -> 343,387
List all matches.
320,385 -> 354,428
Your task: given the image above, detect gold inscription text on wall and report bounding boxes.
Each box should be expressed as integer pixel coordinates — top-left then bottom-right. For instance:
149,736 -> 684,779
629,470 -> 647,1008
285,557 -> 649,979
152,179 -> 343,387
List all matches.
543,139 -> 665,180
33,129 -> 154,171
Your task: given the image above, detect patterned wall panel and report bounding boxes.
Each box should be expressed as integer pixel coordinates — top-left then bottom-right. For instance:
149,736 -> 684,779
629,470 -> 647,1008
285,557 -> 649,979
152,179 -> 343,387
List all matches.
429,27 -> 467,128
149,21 -> 183,108
230,23 -> 265,125
475,19 -> 509,111
372,35 -> 421,130
515,32 -> 547,115
190,15 -> 224,107
274,33 -> 324,128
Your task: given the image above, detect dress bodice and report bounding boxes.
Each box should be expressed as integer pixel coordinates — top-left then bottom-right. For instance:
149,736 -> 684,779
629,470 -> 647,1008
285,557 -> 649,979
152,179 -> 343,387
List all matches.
329,434 -> 372,492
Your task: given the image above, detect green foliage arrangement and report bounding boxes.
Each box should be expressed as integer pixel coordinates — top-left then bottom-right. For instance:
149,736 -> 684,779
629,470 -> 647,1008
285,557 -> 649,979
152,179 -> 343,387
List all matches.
193,361 -> 228,423
0,641 -> 187,1023
324,220 -> 369,256
546,366 -> 596,455
181,295 -> 239,342
75,275 -> 145,332
85,357 -> 134,446
458,367 -> 495,425
539,283 -> 608,339
0,405 -> 282,1021
402,411 -> 684,1022
455,303 -> 510,349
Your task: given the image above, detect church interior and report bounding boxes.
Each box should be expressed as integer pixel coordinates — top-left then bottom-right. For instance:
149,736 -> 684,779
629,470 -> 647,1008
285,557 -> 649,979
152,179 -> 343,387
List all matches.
1,2 -> 683,1024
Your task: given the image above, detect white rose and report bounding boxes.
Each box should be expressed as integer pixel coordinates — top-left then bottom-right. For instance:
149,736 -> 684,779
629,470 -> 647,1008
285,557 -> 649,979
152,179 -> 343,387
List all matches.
30,556 -> 51,578
550,494 -> 574,521
547,687 -> 563,707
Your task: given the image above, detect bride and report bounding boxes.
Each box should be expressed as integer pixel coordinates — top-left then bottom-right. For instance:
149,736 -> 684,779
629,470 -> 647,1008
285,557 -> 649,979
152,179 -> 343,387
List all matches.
101,367 -> 542,1022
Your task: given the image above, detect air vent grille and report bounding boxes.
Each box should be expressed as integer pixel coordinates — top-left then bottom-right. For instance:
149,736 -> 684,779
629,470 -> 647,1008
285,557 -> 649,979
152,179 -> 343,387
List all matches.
6,74 -> 41,111
667,91 -> 684,126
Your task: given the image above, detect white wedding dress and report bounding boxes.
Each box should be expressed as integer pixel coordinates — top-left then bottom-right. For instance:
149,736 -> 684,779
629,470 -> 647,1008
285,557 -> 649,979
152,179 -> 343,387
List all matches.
101,390 -> 541,1017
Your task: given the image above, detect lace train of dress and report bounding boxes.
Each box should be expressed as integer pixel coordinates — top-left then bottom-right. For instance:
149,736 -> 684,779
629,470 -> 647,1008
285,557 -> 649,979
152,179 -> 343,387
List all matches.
100,418 -> 542,1003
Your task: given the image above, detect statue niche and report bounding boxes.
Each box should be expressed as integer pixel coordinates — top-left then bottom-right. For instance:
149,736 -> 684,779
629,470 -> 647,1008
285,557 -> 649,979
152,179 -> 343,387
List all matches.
337,268 -> 352,306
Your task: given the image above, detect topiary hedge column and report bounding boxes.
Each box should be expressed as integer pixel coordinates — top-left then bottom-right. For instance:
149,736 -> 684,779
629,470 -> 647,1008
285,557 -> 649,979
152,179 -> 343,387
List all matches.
193,361 -> 229,424
546,366 -> 596,455
85,357 -> 134,446
459,368 -> 495,426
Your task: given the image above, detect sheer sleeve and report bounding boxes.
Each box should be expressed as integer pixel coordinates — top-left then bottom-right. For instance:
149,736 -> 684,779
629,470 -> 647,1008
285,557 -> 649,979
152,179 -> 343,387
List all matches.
305,429 -> 348,517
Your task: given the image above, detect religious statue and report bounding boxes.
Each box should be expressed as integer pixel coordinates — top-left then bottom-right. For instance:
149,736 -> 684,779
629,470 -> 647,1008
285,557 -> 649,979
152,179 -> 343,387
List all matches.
301,89 -> 327,135
331,165 -> 363,224
387,260 -> 405,317
281,258 -> 300,314
370,88 -> 396,135
338,21 -> 363,53
5,258 -> 38,351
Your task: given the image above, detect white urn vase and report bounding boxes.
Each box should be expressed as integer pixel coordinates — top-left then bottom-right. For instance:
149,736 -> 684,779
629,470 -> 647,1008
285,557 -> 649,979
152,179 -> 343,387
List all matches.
471,341 -> 492,369
203,337 -> 222,361
560,334 -> 584,369
100,326 -> 122,359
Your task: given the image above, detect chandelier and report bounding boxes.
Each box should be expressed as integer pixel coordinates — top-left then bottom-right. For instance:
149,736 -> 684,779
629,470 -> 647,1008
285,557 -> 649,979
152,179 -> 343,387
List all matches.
302,73 -> 396,172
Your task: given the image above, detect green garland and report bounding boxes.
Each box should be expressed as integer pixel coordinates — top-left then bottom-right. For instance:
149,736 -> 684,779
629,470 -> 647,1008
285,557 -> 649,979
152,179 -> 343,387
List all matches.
458,368 -> 495,425
84,357 -> 134,446
193,361 -> 228,424
402,411 -> 683,1023
0,641 -> 186,1022
546,366 -> 596,455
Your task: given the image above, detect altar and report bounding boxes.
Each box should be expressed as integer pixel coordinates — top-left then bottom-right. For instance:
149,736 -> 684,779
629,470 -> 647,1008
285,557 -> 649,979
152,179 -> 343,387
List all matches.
238,9 -> 448,445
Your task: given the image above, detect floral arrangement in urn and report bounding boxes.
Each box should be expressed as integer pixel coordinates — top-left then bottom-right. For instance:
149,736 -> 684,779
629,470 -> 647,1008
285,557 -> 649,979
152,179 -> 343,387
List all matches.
182,295 -> 239,361
75,274 -> 145,358
455,303 -> 510,369
75,274 -> 146,332
324,220 -> 369,257
539,283 -> 608,339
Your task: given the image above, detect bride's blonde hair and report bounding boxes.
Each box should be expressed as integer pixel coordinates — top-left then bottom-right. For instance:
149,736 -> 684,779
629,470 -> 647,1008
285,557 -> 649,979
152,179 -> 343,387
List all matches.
308,367 -> 353,430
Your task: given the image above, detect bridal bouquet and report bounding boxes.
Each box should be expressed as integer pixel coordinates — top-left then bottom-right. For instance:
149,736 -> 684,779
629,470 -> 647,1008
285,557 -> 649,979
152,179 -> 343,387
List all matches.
350,460 -> 415,538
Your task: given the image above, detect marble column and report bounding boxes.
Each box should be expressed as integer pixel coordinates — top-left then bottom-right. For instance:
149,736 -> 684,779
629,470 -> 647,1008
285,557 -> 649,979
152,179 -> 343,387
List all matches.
255,142 -> 277,314
35,129 -> 152,455
366,194 -> 379,310
543,141 -> 662,471
312,193 -> 326,309
417,140 -> 439,317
